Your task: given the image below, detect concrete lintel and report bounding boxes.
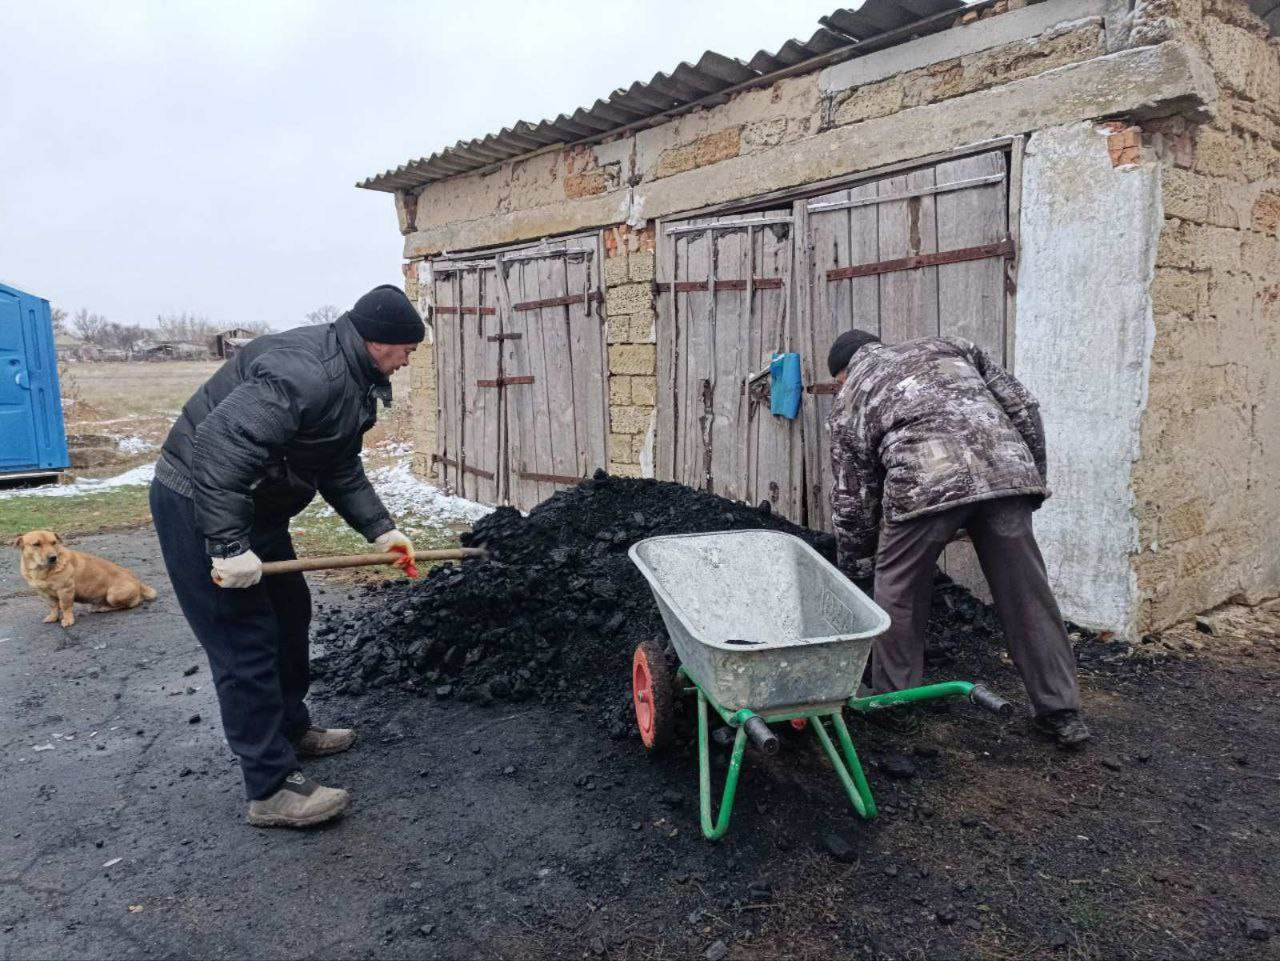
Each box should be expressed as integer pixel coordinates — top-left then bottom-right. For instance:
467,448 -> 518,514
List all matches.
819,0 -> 1108,94
403,41 -> 1214,258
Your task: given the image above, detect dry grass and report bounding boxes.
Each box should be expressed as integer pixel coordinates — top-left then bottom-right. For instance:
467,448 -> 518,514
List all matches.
60,359 -> 223,421
54,359 -> 413,480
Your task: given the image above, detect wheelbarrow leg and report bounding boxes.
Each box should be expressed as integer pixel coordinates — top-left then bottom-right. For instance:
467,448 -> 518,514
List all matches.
696,689 -> 748,841
811,712 -> 878,820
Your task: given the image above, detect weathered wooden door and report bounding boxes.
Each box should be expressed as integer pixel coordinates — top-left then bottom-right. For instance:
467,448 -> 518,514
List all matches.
497,237 -> 609,509
429,258 -> 503,504
654,212 -> 803,518
429,236 -> 607,511
799,150 -> 1012,533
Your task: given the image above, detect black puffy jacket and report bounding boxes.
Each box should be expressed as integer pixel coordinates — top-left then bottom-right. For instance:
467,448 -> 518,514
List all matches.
156,315 -> 396,557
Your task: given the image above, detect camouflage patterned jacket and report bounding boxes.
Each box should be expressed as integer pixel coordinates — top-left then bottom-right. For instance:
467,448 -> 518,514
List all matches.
827,337 -> 1047,578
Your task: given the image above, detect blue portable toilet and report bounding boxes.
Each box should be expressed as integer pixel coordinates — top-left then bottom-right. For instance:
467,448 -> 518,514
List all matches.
0,283 -> 70,479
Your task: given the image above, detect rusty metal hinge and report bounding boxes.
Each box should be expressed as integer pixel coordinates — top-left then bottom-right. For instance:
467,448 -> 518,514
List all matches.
431,454 -> 495,481
511,291 -> 602,311
434,305 -> 497,315
476,375 -> 535,388
518,470 -> 585,485
826,239 -> 1015,281
653,277 -> 784,293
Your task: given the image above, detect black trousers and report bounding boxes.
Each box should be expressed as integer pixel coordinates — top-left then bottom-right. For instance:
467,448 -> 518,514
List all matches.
150,480 -> 312,800
871,495 -> 1081,716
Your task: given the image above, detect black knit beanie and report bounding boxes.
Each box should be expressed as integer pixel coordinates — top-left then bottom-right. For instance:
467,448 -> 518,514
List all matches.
827,329 -> 881,377
348,285 -> 425,344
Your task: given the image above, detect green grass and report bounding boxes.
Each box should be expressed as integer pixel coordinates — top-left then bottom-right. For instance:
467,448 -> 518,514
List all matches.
288,501 -> 465,582
1064,889 -> 1107,932
0,485 -> 153,540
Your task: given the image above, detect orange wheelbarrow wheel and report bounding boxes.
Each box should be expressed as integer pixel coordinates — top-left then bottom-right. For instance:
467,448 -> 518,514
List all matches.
632,640 -> 677,753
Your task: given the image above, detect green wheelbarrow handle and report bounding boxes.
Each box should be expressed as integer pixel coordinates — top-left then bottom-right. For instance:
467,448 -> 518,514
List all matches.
848,680 -> 1014,719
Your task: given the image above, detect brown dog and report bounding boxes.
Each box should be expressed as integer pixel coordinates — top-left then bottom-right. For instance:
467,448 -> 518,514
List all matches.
12,530 -> 157,628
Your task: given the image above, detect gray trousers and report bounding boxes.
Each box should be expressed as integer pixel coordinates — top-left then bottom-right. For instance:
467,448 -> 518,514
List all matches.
871,495 -> 1081,716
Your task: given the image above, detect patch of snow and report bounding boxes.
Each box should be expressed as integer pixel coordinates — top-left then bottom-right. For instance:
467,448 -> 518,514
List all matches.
114,435 -> 156,455
0,463 -> 155,500
314,461 -> 491,524
368,461 -> 493,523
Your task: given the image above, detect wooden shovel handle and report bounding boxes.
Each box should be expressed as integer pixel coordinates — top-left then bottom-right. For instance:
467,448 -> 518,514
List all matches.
260,548 -> 486,576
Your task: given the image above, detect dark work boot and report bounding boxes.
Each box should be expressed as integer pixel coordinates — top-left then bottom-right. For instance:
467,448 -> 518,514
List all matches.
1032,709 -> 1091,749
862,705 -> 922,737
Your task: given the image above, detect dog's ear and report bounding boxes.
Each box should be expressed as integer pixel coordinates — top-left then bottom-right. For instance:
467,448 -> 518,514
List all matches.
51,533 -> 62,545
9,533 -> 25,548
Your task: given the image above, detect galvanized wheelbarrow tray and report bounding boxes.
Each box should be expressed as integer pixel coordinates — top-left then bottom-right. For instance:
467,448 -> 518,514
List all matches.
628,530 -> 1011,840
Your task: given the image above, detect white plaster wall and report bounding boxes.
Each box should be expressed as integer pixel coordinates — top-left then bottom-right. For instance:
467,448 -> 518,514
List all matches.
1015,122 -> 1160,635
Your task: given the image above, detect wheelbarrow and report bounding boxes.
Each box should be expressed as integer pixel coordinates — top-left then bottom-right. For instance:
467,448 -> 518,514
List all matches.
627,530 -> 1012,841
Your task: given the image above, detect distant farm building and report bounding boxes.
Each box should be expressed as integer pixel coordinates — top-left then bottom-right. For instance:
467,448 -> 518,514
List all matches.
213,327 -> 258,359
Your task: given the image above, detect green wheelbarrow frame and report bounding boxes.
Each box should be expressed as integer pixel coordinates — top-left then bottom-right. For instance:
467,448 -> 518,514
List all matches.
680,666 -> 1012,841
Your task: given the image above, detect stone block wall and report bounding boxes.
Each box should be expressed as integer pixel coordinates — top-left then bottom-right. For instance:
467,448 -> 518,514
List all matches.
402,261 -> 438,479
602,225 -> 658,478
1131,0 -> 1280,631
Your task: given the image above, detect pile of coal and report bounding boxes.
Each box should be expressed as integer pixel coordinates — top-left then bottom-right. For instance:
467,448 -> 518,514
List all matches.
311,471 -> 835,708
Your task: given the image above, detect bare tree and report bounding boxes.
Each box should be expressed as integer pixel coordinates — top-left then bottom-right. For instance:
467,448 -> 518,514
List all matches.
306,305 -> 340,325
154,312 -> 217,343
97,322 -> 148,352
50,306 -> 68,335
72,308 -> 108,343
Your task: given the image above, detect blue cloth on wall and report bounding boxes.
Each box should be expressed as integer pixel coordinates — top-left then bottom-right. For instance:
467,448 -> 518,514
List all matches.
770,352 -> 803,420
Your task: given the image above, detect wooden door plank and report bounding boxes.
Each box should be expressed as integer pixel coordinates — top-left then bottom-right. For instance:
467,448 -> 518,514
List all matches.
750,220 -> 793,516
493,257 -> 521,507
710,220 -> 747,501
462,267 -> 502,504
519,258 -> 554,505
506,259 -> 539,510
565,251 -> 602,479
482,269 -> 503,505
743,224 -> 761,506
935,151 -> 1008,362
655,223 -> 677,481
877,166 -> 939,343
429,270 -> 446,490
539,252 -> 579,491
446,271 -> 466,497
681,229 -> 714,490
458,268 -> 481,500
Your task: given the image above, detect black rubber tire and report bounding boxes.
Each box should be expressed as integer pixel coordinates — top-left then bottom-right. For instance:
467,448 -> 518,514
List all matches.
633,639 -> 677,755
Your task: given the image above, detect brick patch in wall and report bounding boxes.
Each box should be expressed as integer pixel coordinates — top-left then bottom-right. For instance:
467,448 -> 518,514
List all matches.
653,127 -> 742,180
1103,122 -> 1143,167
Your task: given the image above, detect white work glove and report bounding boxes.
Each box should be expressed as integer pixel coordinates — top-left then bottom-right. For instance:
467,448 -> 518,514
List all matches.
211,549 -> 263,589
374,528 -> 417,577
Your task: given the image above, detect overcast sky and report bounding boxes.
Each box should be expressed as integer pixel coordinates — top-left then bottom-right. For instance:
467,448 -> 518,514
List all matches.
1,1 -> 842,331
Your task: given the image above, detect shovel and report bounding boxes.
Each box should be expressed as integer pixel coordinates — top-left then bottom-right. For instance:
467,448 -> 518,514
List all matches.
260,547 -> 486,579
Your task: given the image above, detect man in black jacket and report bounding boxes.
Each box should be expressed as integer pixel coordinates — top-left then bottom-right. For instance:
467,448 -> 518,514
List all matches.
150,286 -> 424,827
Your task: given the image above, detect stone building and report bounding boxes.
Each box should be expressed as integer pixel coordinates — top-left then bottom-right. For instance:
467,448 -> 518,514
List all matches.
360,0 -> 1280,638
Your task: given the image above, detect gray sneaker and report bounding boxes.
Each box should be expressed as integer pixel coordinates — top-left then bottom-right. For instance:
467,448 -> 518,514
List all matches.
292,726 -> 357,758
246,772 -> 350,828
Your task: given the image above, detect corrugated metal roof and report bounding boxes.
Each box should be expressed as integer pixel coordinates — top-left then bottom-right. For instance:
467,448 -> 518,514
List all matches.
358,0 -> 971,193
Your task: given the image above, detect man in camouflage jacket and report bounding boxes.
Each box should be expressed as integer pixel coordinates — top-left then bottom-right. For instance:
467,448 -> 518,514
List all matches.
827,329 -> 1088,747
